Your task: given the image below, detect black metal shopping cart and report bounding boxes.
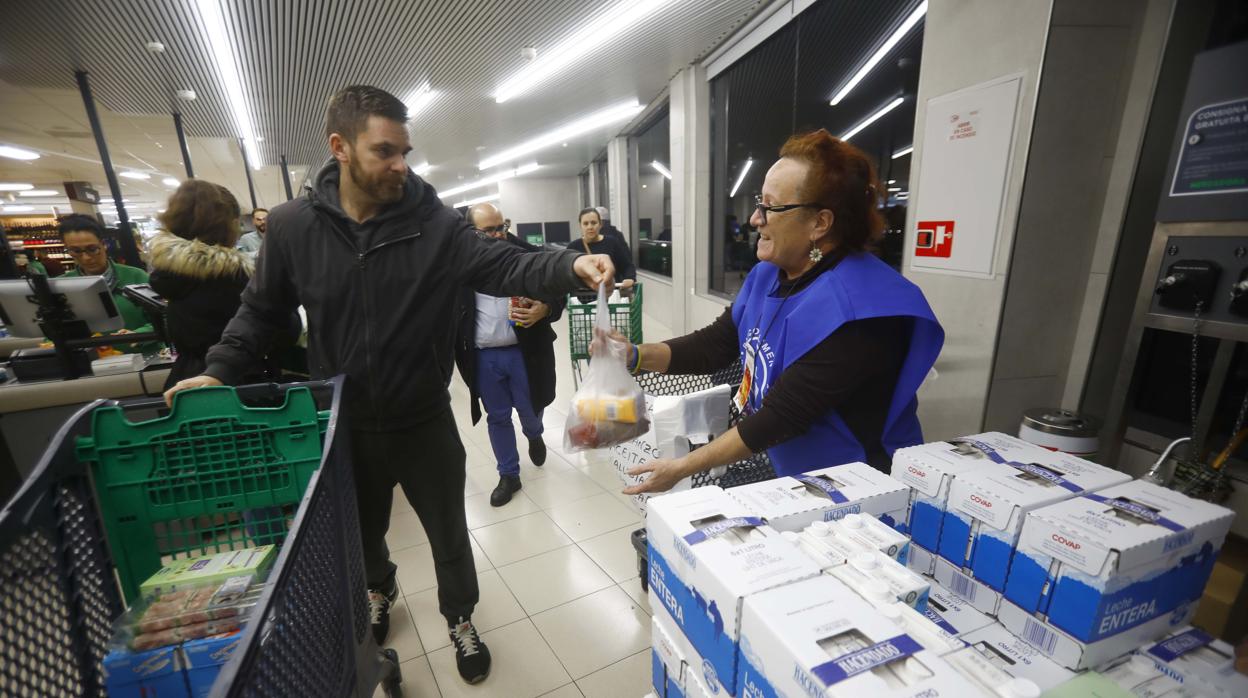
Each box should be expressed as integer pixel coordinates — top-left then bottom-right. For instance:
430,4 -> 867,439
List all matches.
0,377 -> 403,697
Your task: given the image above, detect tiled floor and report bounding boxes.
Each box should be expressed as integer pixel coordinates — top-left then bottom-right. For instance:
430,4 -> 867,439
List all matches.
372,311 -> 673,698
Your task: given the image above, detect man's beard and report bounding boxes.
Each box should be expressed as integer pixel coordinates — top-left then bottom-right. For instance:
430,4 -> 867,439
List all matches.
349,158 -> 405,204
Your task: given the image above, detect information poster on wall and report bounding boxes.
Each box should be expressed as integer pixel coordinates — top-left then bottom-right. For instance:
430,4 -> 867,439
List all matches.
910,74 -> 1023,278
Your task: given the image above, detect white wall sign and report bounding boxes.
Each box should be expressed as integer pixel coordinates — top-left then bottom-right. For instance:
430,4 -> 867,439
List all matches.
910,74 -> 1023,278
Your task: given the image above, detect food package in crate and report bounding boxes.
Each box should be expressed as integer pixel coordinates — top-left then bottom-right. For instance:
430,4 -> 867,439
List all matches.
118,575 -> 266,651
565,284 -> 649,451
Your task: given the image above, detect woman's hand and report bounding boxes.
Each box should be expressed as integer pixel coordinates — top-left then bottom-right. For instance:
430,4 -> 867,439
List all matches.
623,457 -> 692,495
589,327 -> 630,360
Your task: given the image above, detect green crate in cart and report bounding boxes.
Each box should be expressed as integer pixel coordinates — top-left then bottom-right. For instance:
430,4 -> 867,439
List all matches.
75,385 -> 326,602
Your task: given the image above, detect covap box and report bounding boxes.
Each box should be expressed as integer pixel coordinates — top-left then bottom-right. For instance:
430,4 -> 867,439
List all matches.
738,576 -> 972,698
1003,480 -> 1233,646
997,596 -> 1195,671
957,623 -> 1077,692
728,461 -> 909,533
647,486 -> 820,696
907,541 -> 937,577
933,555 -> 1002,616
1131,626 -> 1248,697
936,451 -> 1130,593
924,583 -> 995,639
102,644 -> 188,698
891,433 -> 1035,549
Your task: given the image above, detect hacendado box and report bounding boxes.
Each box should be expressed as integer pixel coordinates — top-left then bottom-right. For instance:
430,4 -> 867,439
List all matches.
652,613 -> 686,698
737,575 -> 968,697
727,461 -> 909,533
891,432 -> 1033,549
957,623 -> 1076,692
935,450 -> 1130,593
1002,480 -> 1233,645
1131,626 -> 1248,697
646,486 -> 819,696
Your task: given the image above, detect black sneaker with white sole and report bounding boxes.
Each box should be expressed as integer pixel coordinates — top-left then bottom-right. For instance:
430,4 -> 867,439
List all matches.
450,616 -> 491,684
368,578 -> 399,645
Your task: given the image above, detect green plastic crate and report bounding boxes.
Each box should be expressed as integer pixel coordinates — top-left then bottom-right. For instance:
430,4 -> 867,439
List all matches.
75,386 -> 326,602
568,283 -> 644,361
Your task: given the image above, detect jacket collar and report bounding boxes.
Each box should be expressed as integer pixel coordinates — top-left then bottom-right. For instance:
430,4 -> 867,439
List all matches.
308,159 -> 446,248
148,230 -> 254,279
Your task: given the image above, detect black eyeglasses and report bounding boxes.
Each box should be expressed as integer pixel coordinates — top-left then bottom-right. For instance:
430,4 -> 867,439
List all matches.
753,195 -> 826,225
476,224 -> 507,234
65,245 -> 103,256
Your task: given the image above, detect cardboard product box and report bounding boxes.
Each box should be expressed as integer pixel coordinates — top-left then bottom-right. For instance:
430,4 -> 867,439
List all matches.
878,602 -> 964,656
908,541 -> 937,577
182,630 -> 245,698
956,623 -> 1076,692
1096,654 -> 1186,697
646,486 -> 820,696
923,583 -> 995,639
140,546 -> 276,597
103,644 -> 188,698
830,549 -> 931,613
997,596 -> 1196,671
933,555 -> 1003,616
785,516 -> 905,572
935,452 -> 1130,593
1131,626 -> 1248,697
838,512 -> 911,565
653,613 -> 686,698
738,576 -> 976,698
728,461 -> 910,533
1003,481 -> 1233,646
892,432 -> 1038,550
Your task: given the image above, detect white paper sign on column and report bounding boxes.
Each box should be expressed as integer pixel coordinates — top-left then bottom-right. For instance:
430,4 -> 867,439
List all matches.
909,74 -> 1023,278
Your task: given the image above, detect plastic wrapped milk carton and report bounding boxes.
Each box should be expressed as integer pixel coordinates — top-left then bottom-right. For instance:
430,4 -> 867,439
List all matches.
728,461 -> 909,532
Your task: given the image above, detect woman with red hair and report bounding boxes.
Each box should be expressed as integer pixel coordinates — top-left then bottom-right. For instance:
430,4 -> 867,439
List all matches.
617,129 -> 943,492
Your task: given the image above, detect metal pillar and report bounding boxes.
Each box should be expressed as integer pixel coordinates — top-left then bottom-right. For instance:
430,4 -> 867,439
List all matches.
238,137 -> 258,211
173,112 -> 194,178
75,70 -> 141,266
279,154 -> 294,200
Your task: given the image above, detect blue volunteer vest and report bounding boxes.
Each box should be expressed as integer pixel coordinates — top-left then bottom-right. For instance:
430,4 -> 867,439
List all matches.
731,253 -> 943,475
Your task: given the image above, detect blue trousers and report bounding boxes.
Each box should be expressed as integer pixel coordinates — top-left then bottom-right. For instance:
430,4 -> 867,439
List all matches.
476,346 -> 544,476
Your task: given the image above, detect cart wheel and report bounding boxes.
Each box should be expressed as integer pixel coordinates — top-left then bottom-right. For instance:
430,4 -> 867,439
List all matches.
638,557 -> 648,593
380,648 -> 404,697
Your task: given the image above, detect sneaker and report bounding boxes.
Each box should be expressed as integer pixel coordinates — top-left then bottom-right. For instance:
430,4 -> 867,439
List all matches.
368,579 -> 399,645
450,617 -> 491,684
490,475 -> 521,507
528,437 -> 547,466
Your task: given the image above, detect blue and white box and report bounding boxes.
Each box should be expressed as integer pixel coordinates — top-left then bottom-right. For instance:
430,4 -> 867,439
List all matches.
102,644 -> 187,698
653,614 -> 686,697
907,541 -> 938,577
737,576 -> 971,697
923,584 -> 995,639
647,486 -> 820,696
728,461 -> 909,533
955,623 -> 1076,692
1002,481 -> 1232,648
1131,626 -> 1248,698
935,449 -> 1130,595
182,630 -> 245,697
891,433 -> 1031,550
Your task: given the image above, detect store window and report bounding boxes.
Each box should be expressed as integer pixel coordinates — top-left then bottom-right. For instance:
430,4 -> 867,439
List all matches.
592,155 -> 609,209
631,106 -> 672,276
708,0 -> 923,296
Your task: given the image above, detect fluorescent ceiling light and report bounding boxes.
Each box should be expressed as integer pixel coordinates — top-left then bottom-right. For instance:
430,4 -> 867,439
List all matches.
892,145 -> 914,159
196,0 -> 261,169
120,171 -> 151,180
479,100 -> 643,169
888,179 -> 896,184
729,158 -> 754,198
453,192 -> 500,208
841,97 -> 905,141
0,145 -> 40,160
830,1 -> 927,105
0,183 -> 33,191
650,161 -> 672,180
405,84 -> 438,119
19,189 -> 60,197
411,161 -> 432,176
888,187 -> 901,192
493,0 -> 676,103
162,177 -> 180,186
442,163 -> 540,198
3,205 -> 35,212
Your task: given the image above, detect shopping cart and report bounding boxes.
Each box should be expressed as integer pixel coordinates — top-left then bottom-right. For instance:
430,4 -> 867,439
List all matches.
627,363 -> 777,592
567,283 -> 643,387
0,377 -> 403,697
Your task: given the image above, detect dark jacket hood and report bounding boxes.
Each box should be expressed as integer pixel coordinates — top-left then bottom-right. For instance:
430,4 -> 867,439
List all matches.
308,159 -> 445,234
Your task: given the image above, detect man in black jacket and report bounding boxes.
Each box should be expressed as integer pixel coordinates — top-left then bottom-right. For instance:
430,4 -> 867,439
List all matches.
163,85 -> 614,685
455,203 -> 564,507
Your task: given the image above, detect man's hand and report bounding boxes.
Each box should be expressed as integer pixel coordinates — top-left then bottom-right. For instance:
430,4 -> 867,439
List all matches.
511,300 -> 549,326
623,457 -> 692,495
573,254 -> 615,291
163,375 -> 224,407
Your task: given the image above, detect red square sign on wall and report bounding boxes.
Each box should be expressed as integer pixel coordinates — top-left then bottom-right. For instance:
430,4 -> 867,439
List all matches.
915,220 -> 955,258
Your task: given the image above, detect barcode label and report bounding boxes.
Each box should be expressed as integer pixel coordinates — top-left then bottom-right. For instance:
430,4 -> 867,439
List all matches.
1022,617 -> 1059,656
604,402 -> 619,420
950,569 -> 978,603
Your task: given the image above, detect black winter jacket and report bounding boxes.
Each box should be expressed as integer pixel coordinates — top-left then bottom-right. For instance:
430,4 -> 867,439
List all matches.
205,161 -> 583,431
454,233 -> 566,425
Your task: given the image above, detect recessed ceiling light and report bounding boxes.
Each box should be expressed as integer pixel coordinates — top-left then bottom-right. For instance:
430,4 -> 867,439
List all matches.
2,205 -> 34,212
829,1 -> 927,106
888,179 -> 896,184
441,163 -> 540,198
642,184 -> 647,189
0,145 -> 40,160
162,177 -> 179,186
0,183 -> 34,191
120,171 -> 151,180
478,100 -> 643,169
18,189 -> 59,197
176,89 -> 197,101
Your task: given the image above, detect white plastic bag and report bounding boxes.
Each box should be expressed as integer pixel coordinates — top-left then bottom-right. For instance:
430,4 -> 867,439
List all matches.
564,283 -> 650,451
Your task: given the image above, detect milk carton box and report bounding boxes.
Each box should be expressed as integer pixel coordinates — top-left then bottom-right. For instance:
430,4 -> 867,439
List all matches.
1097,654 -> 1188,697
956,623 -> 1077,692
923,583 -> 995,639
728,461 -> 909,533
933,554 -> 1005,616
646,486 -> 820,696
892,433 -> 1034,549
936,450 -> 1130,593
877,602 -> 965,655
1003,481 -> 1233,647
784,515 -> 909,571
737,576 -> 976,697
102,645 -> 187,698
830,549 -> 931,613
1131,626 -> 1248,697
908,541 -> 938,576
653,614 -> 686,697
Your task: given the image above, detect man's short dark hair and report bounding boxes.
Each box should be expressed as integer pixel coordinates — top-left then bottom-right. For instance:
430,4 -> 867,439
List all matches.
252,208 -> 268,216
325,85 -> 408,144
58,214 -> 105,241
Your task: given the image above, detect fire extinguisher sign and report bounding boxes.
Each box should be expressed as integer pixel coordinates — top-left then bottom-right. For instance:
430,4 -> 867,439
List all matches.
915,220 -> 955,258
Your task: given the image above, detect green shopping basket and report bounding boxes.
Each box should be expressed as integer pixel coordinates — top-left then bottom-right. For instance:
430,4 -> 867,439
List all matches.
567,283 -> 643,386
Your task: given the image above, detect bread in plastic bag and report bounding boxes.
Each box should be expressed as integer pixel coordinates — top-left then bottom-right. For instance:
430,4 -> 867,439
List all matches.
564,283 -> 650,451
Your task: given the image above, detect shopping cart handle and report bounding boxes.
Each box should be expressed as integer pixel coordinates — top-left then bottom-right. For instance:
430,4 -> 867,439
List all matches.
109,379 -> 337,412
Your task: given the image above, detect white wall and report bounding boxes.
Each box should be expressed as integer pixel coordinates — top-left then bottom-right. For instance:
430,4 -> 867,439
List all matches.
497,176 -> 581,245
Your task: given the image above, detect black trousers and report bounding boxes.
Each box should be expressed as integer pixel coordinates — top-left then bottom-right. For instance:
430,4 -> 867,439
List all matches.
351,409 -> 478,624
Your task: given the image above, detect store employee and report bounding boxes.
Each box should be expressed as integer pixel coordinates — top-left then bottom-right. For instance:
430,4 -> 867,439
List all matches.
57,214 -> 160,354
614,129 -> 944,493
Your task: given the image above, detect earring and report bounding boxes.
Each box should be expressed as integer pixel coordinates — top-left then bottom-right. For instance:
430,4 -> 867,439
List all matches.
809,244 -> 823,263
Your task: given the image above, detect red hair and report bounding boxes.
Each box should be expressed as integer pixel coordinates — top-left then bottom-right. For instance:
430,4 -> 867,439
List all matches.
778,128 -> 884,251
